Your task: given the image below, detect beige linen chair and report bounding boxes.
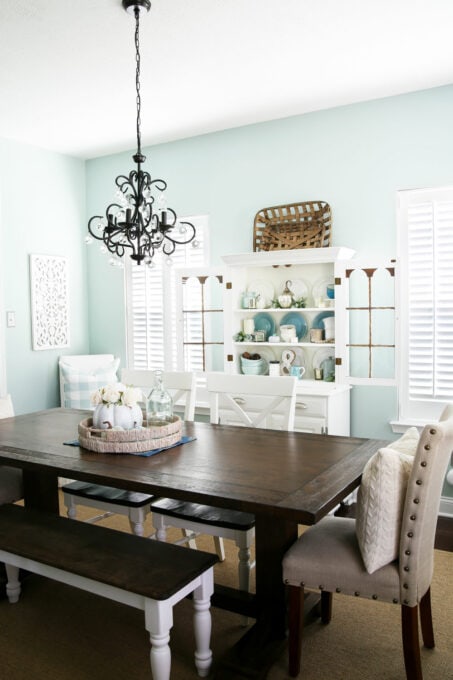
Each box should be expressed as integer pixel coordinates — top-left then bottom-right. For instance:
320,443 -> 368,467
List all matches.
282,406 -> 453,679
151,372 -> 298,596
0,395 -> 23,505
62,370 -> 196,536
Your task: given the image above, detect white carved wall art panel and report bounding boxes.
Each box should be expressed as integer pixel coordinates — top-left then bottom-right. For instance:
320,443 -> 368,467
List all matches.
30,254 -> 70,351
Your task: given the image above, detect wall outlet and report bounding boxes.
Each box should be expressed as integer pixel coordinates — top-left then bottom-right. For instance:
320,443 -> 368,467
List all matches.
6,311 -> 15,328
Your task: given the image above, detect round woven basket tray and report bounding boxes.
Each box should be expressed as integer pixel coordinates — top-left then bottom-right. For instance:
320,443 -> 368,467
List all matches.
78,416 -> 182,454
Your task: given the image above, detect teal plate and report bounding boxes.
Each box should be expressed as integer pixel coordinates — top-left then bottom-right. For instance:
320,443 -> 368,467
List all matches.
253,312 -> 276,340
311,311 -> 334,329
280,312 -> 308,340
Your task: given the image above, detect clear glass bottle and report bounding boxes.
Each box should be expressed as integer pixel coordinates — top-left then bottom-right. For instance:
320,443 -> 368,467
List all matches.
146,370 -> 173,425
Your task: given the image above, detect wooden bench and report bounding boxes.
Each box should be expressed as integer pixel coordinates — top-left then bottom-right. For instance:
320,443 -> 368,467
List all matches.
0,504 -> 218,680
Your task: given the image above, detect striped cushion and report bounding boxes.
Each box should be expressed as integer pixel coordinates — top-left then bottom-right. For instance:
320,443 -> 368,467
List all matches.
61,359 -> 120,409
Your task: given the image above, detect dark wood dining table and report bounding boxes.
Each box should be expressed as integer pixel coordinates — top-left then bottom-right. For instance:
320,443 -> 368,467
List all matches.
0,408 -> 387,679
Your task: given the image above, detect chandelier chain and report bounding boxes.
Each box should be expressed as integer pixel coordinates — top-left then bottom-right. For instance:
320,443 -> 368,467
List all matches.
134,7 -> 142,156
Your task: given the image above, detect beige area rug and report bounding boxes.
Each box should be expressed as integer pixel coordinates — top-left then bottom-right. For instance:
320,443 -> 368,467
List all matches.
0,499 -> 451,680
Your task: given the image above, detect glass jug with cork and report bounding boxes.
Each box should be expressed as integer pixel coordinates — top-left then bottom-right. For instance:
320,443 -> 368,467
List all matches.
146,370 -> 173,425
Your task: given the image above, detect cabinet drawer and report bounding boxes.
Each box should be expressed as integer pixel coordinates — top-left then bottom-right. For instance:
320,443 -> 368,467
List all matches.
294,416 -> 327,434
295,396 -> 326,419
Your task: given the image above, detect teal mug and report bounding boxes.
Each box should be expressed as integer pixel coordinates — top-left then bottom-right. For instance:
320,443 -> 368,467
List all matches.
290,366 -> 305,380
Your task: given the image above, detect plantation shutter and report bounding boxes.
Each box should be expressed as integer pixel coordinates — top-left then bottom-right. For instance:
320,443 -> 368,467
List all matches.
398,187 -> 453,421
125,215 -> 208,371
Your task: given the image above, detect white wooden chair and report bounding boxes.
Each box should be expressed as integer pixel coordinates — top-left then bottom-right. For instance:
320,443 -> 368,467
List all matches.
58,354 -> 119,409
0,395 -> 23,505
151,373 -> 298,600
62,370 -> 197,536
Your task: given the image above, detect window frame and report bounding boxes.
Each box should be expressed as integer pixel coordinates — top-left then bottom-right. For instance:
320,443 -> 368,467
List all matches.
396,185 -> 453,425
124,214 -> 210,372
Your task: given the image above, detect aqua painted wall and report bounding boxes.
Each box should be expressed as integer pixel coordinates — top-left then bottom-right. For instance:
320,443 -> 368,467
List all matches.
86,85 -> 453,452
0,138 -> 88,414
1,83 -> 453,489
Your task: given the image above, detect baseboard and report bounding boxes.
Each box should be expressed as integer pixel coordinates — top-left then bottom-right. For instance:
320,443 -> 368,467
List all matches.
439,496 -> 453,518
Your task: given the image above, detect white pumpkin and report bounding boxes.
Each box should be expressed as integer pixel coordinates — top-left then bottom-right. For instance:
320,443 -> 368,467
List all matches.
92,404 -> 143,430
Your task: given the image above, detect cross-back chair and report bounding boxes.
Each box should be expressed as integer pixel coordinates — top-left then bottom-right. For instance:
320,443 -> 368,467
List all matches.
62,370 -> 197,536
151,373 -> 298,600
282,405 -> 453,679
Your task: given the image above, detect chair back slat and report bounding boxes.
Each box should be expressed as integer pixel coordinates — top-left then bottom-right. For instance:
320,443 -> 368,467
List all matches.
207,373 -> 297,431
121,369 -> 197,421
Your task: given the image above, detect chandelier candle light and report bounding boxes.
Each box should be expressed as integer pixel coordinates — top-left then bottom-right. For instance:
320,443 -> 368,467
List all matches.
86,0 -> 196,266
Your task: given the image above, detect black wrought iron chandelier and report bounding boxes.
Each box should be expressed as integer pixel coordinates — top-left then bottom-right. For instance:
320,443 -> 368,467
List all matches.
87,0 -> 196,266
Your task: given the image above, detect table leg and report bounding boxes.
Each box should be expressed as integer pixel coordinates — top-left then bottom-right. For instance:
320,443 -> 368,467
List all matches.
23,470 -> 59,513
214,516 -> 298,679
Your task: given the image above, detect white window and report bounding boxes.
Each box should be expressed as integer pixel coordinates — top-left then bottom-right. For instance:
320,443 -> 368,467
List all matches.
397,186 -> 453,423
125,215 -> 209,371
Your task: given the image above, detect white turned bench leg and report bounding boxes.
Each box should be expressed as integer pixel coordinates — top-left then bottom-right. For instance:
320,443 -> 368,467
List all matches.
5,564 -> 21,603
145,599 -> 173,680
193,572 -> 214,677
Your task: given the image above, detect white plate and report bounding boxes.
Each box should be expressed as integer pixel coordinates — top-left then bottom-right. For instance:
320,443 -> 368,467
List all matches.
247,279 -> 274,308
285,278 -> 309,302
312,348 -> 335,370
311,278 -> 334,305
252,347 -> 276,363
292,347 -> 307,369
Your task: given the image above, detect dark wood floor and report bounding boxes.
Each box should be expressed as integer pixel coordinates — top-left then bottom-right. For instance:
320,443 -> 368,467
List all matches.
435,515 -> 453,552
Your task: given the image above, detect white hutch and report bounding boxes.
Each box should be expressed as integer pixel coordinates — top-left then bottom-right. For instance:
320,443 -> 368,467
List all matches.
219,247 -> 356,436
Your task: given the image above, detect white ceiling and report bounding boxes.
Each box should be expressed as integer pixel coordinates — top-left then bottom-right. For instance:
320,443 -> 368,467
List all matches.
1,0 -> 453,160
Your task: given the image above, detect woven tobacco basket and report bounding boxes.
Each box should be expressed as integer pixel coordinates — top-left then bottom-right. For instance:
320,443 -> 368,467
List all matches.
253,201 -> 332,252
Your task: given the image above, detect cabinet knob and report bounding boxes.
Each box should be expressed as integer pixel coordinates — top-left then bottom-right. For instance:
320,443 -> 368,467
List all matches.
296,402 -> 308,410
233,397 -> 246,405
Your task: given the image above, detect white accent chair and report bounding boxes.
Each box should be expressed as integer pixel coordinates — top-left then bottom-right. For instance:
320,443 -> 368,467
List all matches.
282,405 -> 453,679
62,370 -> 197,537
59,354 -> 119,409
0,395 -> 23,505
151,373 -> 298,599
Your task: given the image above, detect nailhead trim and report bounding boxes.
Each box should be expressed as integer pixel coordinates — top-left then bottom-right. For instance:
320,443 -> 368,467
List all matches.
284,579 -> 289,584
424,444 -> 431,450
410,514 -> 416,520
404,599 -> 409,605
319,585 -> 324,590
393,598 -> 398,604
407,532 -> 414,538
416,479 -> 422,485
405,550 -> 411,555
354,591 -> 360,597
429,428 -> 436,435
403,583 -> 409,589
404,566 -> 410,572
336,588 -> 341,593
372,594 -> 378,600
414,498 -> 420,504
421,461 -> 427,467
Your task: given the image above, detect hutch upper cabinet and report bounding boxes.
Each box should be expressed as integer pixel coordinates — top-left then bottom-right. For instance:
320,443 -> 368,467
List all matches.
221,247 -> 356,435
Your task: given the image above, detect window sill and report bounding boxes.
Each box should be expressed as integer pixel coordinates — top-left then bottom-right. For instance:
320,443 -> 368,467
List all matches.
390,419 -> 426,434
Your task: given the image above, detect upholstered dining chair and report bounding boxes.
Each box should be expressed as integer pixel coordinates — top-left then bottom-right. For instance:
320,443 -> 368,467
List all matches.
282,405 -> 453,679
0,395 -> 23,505
62,370 -> 197,537
151,372 -> 298,599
